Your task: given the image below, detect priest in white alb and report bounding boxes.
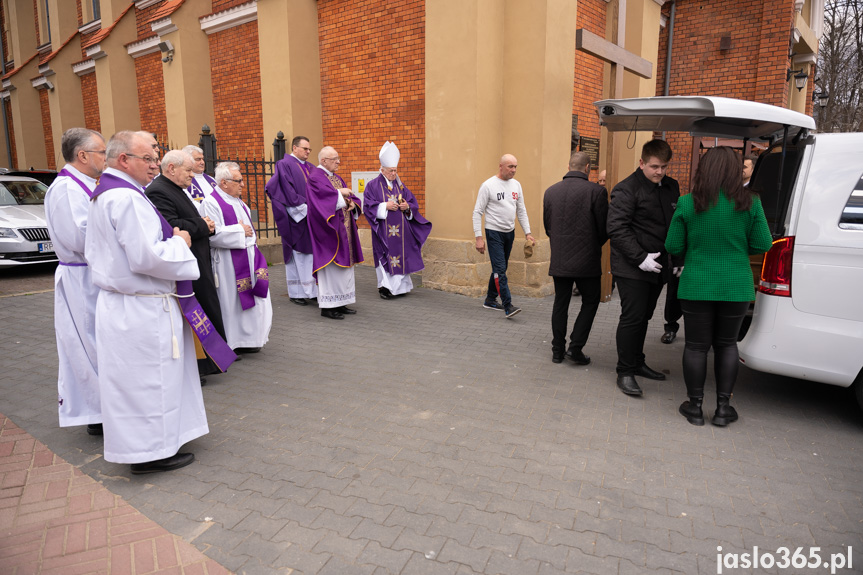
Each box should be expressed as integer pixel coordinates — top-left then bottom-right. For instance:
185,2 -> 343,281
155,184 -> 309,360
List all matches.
85,131 -> 211,475
201,162 -> 273,352
44,127 -> 106,437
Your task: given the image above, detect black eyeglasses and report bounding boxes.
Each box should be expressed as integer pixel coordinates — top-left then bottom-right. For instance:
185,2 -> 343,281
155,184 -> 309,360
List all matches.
83,150 -> 107,155
226,178 -> 244,184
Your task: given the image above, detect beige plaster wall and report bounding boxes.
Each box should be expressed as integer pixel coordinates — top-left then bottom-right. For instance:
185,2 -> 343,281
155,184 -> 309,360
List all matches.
46,0 -> 79,47
99,0 -> 133,24
46,50 -> 87,166
8,65 -> 47,170
94,14 -> 141,136
424,0 -> 574,298
161,2 -> 215,146
258,0 -> 323,153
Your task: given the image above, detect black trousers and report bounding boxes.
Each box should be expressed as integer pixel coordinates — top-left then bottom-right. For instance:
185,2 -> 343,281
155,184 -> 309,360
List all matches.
551,276 -> 601,352
614,276 -> 665,375
680,299 -> 750,398
663,272 -> 682,333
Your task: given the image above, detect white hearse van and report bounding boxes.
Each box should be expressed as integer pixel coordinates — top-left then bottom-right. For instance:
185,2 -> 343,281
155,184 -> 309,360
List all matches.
594,96 -> 863,409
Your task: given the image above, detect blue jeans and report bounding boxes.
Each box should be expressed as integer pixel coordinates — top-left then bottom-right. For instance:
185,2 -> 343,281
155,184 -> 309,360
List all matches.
485,229 -> 514,307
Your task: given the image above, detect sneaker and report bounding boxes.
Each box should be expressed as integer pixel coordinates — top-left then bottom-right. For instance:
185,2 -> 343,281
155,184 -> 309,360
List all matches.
504,305 -> 522,318
483,300 -> 504,311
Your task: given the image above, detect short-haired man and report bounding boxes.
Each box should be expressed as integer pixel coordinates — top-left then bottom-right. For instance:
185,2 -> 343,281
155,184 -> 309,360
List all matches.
306,146 -> 364,319
473,154 -> 535,318
742,155 -> 755,187
85,131 -> 206,474
44,128 -> 106,436
265,136 -> 318,305
147,150 -> 228,376
202,162 -> 273,352
543,151 -> 608,365
361,141 -> 432,299
597,170 -> 607,188
183,145 -> 218,208
136,131 -> 161,185
607,139 -> 681,396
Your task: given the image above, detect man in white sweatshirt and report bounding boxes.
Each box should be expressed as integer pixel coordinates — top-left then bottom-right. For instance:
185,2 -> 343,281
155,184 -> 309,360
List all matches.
472,154 -> 535,318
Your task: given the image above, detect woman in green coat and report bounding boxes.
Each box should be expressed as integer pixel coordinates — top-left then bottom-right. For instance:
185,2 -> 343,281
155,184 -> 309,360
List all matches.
665,146 -> 773,427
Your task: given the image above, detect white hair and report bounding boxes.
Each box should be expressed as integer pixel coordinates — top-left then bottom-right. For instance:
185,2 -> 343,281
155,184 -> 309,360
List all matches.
183,145 -> 203,156
160,149 -> 192,172
318,146 -> 337,163
214,162 -> 240,185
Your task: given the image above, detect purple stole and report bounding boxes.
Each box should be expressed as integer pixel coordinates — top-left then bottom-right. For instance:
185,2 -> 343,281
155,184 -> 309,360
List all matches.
187,173 -> 218,201
91,173 -> 237,372
210,190 -> 270,310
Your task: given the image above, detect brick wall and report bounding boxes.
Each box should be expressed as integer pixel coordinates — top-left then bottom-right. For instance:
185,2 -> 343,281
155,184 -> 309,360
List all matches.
4,100 -> 17,168
81,72 -> 101,132
573,0 -> 606,153
33,0 -> 40,45
211,0 -> 251,12
38,88 -> 55,169
1,0 -> 8,64
134,52 -> 168,140
135,1 -> 161,40
317,0 -> 426,219
208,21 -> 264,213
655,0 -> 797,192
76,0 -> 82,26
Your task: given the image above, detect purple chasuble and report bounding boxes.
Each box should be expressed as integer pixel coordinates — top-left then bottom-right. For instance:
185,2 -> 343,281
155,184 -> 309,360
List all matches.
306,168 -> 364,275
92,173 -> 237,372
361,173 -> 432,276
265,156 -> 314,262
211,190 -> 269,310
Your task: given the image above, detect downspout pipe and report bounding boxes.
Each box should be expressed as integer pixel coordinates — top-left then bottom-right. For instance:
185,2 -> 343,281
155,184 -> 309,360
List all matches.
0,36 -> 13,168
662,0 -> 676,141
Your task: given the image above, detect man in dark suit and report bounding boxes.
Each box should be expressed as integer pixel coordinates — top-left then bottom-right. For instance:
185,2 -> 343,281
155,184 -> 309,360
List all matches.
146,149 -> 227,379
607,139 -> 680,397
543,152 -> 608,365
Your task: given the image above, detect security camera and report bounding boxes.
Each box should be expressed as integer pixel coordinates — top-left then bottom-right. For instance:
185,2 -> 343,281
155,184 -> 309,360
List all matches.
158,40 -> 173,53
44,80 -> 54,91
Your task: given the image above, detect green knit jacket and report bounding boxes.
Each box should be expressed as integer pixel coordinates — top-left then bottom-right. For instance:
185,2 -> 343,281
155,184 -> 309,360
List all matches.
665,192 -> 773,301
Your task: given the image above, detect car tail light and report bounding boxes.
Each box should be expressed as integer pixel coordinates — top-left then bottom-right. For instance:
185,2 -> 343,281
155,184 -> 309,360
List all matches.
759,236 -> 794,297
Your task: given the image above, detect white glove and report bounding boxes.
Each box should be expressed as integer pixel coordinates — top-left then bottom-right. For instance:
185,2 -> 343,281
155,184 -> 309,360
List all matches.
673,266 -> 683,278
638,252 -> 663,273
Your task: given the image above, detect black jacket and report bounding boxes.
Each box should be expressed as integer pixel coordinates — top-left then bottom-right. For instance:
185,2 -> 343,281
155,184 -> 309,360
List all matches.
543,171 -> 608,277
607,168 -> 680,284
145,175 -> 226,341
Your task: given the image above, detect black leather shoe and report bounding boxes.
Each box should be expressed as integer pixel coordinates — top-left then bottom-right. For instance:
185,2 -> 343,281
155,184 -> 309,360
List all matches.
552,351 -> 563,364
636,364 -> 666,380
661,330 -> 677,344
290,297 -> 308,306
565,350 -> 591,365
337,306 -> 357,315
131,453 -> 195,475
616,375 -> 643,396
200,377 -> 207,386
86,423 -> 103,436
379,288 -> 395,300
679,398 -> 705,426
321,309 -> 344,320
235,347 -> 261,354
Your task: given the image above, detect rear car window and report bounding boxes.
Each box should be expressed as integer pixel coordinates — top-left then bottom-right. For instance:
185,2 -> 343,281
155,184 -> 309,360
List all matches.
839,175 -> 863,230
750,143 -> 803,237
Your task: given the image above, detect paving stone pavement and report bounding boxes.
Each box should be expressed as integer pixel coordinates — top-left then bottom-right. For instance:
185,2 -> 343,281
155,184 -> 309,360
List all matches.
1,264 -> 862,575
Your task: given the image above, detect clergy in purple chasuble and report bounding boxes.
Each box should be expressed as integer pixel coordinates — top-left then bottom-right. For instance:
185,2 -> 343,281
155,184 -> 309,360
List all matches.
306,146 -> 364,320
265,136 -> 318,305
362,141 -> 432,299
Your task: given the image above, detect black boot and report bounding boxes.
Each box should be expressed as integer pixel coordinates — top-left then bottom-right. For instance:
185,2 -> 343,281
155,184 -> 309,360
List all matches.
678,397 -> 704,426
712,393 -> 738,427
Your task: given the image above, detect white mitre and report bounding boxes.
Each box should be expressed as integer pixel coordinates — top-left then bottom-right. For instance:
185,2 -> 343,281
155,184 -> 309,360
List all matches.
379,141 -> 400,168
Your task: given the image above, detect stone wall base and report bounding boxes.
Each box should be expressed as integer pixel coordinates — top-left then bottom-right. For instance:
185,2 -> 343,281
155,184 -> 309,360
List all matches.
258,231 -> 554,298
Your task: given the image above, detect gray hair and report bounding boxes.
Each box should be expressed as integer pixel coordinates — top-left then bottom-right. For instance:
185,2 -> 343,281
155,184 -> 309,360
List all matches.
318,146 -> 337,163
161,149 -> 192,172
214,161 -> 240,184
183,145 -> 203,156
569,151 -> 590,172
106,131 -> 139,162
61,128 -> 103,163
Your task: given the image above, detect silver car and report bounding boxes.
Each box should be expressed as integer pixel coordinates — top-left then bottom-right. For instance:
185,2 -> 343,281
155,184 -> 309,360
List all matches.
0,175 -> 57,266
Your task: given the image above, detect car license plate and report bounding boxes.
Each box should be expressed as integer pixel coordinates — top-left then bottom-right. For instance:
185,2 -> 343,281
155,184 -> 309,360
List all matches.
39,242 -> 53,253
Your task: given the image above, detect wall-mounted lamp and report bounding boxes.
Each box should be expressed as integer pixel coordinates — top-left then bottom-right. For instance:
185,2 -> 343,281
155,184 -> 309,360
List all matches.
158,40 -> 174,63
813,91 -> 829,108
786,68 -> 808,91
